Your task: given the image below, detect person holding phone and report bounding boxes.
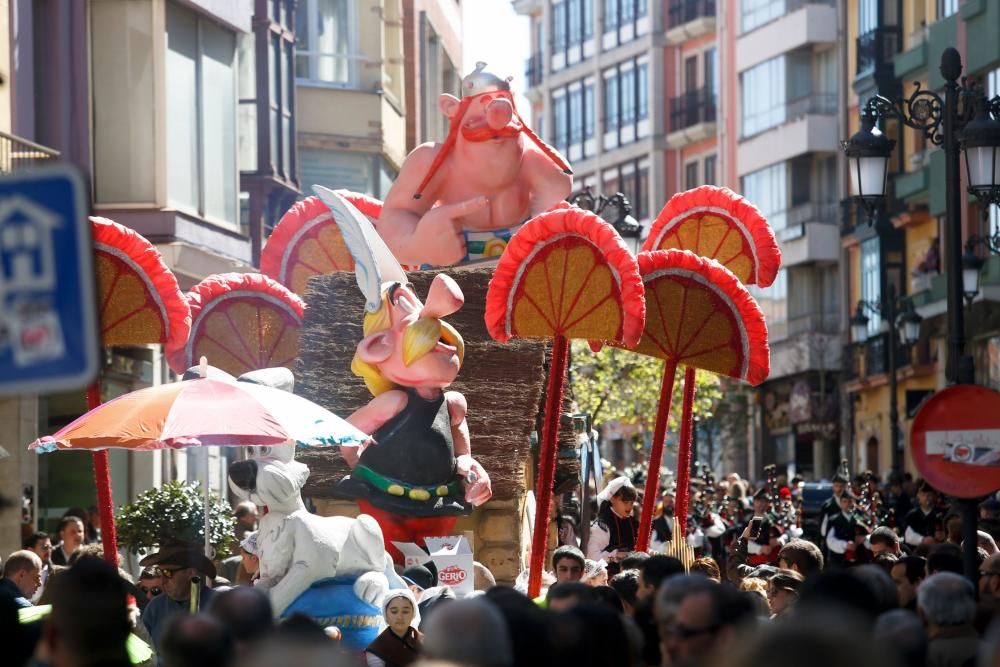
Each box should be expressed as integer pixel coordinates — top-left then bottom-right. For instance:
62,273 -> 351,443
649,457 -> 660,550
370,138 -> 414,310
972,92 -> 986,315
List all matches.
586,477 -> 640,568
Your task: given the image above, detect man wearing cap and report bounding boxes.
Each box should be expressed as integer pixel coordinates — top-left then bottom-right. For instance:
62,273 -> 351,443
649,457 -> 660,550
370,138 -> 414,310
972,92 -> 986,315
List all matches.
140,543 -> 217,652
376,62 -> 573,268
819,471 -> 848,542
747,489 -> 778,566
826,489 -> 867,566
904,481 -> 945,550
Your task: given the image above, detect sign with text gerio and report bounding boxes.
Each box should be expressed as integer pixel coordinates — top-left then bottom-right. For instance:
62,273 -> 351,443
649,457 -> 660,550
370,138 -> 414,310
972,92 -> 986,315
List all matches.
911,384 -> 1000,498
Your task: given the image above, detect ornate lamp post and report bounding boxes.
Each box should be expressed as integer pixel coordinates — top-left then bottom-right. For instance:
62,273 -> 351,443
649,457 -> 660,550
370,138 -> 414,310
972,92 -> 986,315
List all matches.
841,48 -> 1000,582
569,186 -> 643,252
850,285 -> 923,476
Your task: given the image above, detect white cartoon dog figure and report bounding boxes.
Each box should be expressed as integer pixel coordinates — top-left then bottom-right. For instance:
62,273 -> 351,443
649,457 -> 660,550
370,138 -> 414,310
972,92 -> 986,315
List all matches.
227,369 -> 392,618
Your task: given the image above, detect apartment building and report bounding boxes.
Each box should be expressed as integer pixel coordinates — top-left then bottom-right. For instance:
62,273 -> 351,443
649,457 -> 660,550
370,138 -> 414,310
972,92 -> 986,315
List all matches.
841,0 -> 1000,477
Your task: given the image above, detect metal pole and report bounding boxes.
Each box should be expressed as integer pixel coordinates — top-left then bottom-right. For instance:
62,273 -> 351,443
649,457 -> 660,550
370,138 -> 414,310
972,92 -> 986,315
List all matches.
887,286 -> 901,476
940,48 -> 979,583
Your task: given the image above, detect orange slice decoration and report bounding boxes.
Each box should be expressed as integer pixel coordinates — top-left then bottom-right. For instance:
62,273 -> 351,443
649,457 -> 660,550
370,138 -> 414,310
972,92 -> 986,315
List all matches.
635,250 -> 770,385
91,217 -> 191,350
642,185 -> 781,287
165,272 -> 306,377
485,207 -> 645,348
261,191 -> 382,296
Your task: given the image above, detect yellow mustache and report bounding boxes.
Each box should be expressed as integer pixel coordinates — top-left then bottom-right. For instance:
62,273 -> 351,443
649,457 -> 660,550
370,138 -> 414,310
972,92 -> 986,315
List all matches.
402,318 -> 465,367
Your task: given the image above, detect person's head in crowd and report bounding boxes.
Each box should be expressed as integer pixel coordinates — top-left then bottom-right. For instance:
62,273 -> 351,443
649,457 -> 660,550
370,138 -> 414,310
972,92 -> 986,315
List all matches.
473,561 -> 496,591
662,487 -> 676,514
945,513 -> 963,543
777,538 -> 824,578
234,501 -> 258,531
138,569 -> 162,606
273,613 -> 331,645
68,543 -> 118,568
239,532 -> 260,576
581,558 -> 608,587
421,598 -> 513,667
798,569 -> 882,620
869,526 -> 902,557
638,555 -> 684,600
890,556 -> 926,609
382,588 -> 420,638
917,572 -> 977,636
980,552 -> 1000,598
917,480 -> 938,511
838,491 -> 856,514
403,564 -> 436,597
551,545 -> 585,583
610,569 -> 640,616
851,565 -> 899,615
978,547 -> 991,567
927,543 -> 964,576
591,585 -> 625,614
140,544 -> 217,603
663,580 -> 756,667
873,552 -> 899,575
483,586 -> 553,667
159,613 -> 234,667
603,477 -> 639,518
752,488 -> 771,515
979,530 -> 999,556
56,515 -> 84,555
207,586 -> 273,650
23,531 -> 52,564
44,556 -> 130,667
551,603 -> 636,667
691,557 -> 721,583
767,570 -> 804,617
235,635 -> 344,667
620,551 -> 650,571
831,471 -> 847,498
982,618 -> 1000,667
874,609 -> 928,667
2,550 -> 43,600
546,581 -> 597,612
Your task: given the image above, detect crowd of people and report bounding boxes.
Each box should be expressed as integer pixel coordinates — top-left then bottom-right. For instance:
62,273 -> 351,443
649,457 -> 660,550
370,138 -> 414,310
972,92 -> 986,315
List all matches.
4,474 -> 1000,667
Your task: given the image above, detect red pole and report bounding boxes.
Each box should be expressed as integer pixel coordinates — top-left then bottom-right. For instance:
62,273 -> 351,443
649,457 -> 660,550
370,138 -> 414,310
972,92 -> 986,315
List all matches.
527,335 -> 570,599
635,359 -> 678,552
86,382 -> 118,565
674,367 -> 697,527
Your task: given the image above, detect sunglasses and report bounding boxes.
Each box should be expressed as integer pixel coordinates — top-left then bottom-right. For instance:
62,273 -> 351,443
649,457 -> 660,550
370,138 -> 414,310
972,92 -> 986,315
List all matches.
979,570 -> 1000,578
138,586 -> 162,597
156,567 -> 182,579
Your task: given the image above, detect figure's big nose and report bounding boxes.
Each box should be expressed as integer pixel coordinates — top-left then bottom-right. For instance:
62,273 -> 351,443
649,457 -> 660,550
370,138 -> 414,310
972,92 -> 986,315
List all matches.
421,274 -> 464,319
486,98 -> 514,130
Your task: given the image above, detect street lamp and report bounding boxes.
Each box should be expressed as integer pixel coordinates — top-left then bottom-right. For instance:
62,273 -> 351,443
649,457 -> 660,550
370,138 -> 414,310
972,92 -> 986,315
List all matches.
842,111 -> 896,221
963,230 -> 1000,303
850,284 -> 923,477
841,48 -> 1000,582
569,186 -> 643,252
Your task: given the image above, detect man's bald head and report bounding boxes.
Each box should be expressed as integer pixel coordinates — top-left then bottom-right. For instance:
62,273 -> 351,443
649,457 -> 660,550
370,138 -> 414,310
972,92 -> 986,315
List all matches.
421,599 -> 513,667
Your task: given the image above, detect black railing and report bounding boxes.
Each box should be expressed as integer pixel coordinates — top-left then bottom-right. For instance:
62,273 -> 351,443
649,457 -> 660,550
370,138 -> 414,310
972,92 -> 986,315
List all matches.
525,53 -> 543,88
670,87 -> 717,131
862,332 -> 909,377
856,26 -> 901,75
668,0 -> 716,28
0,132 -> 59,173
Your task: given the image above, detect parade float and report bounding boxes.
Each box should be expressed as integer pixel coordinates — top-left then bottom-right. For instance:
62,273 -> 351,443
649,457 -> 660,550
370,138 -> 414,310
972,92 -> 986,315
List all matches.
29,59 -> 780,628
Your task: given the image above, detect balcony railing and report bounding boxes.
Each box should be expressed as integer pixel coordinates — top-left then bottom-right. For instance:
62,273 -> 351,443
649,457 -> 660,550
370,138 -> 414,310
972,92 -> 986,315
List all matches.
787,312 -> 839,337
785,93 -> 838,119
668,0 -> 716,28
787,201 -> 840,227
740,0 -> 834,34
0,132 -> 60,173
525,53 -> 543,88
670,87 -> 717,132
856,26 -> 901,75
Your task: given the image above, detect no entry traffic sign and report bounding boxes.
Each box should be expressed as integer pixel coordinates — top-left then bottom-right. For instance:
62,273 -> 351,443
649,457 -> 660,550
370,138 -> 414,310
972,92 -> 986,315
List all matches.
911,384 -> 1000,498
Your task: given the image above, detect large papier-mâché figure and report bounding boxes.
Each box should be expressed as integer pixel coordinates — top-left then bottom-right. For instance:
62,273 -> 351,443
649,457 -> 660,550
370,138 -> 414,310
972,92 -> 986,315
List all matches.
314,187 -> 492,561
376,62 -> 573,267
227,369 -> 396,643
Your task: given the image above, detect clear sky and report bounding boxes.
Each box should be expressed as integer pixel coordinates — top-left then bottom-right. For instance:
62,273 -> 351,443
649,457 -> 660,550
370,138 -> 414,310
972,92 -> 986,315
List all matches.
460,0 -> 531,114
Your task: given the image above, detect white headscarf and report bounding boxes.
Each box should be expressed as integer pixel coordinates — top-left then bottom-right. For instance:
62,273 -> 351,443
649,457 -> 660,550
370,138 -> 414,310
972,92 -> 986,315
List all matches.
597,476 -> 635,504
382,588 -> 421,629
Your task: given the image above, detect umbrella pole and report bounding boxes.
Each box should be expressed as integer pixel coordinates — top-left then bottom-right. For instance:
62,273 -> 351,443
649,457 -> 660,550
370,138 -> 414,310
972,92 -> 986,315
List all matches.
203,447 -> 211,558
528,335 -> 570,599
674,367 -> 697,528
636,359 -> 678,552
86,383 -> 118,565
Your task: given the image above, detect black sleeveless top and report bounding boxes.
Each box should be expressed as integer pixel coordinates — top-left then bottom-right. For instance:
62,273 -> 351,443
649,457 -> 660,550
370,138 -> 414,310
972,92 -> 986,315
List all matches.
596,501 -> 639,553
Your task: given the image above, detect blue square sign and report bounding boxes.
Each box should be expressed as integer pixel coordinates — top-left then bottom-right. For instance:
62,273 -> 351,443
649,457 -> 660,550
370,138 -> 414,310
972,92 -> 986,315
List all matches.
0,165 -> 98,396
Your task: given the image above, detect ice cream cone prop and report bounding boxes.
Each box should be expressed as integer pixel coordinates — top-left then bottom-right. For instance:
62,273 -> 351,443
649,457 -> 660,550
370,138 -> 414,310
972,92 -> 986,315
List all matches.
261,191 -> 383,296
90,217 -> 192,563
631,250 -> 770,551
485,207 -> 645,597
165,273 -> 305,377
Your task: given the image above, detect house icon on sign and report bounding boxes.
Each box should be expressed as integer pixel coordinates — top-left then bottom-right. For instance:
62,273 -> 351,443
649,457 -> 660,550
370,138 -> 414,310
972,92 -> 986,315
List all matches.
0,195 -> 62,297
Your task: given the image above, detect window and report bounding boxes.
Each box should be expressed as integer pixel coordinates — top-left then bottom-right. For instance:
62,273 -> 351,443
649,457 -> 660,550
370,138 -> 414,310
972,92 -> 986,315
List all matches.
741,0 -> 785,33
569,86 -> 583,146
684,56 -> 698,92
603,0 -> 648,48
583,0 -> 594,38
858,0 -> 878,35
621,64 -> 636,125
584,80 -> 596,139
637,61 -> 648,120
553,1 -> 567,52
937,0 -> 958,18
741,56 -> 786,137
296,0 -> 354,87
299,148 -> 374,196
603,0 -> 618,33
568,0 -> 581,47
553,93 -> 569,153
741,162 -> 788,232
990,68 -> 1000,240
861,237 -> 882,338
704,48 -> 718,102
685,162 -> 699,190
704,155 -> 717,185
604,73 -> 619,131
750,269 -> 788,338
636,158 -> 649,220
166,1 -> 238,225
602,57 -> 646,144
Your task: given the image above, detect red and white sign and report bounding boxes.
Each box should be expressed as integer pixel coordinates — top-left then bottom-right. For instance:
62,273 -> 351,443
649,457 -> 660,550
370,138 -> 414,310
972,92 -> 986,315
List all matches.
911,384 -> 1000,498
391,534 -> 474,595
438,565 -> 467,585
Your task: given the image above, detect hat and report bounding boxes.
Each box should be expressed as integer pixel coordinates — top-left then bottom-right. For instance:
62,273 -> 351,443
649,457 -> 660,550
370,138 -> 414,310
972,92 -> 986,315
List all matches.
581,559 -> 608,583
831,472 -> 848,484
382,588 -> 421,628
597,477 -> 637,504
139,543 -> 217,579
239,532 -> 259,556
770,570 -> 804,593
980,497 -> 1000,512
839,487 -> 858,500
916,480 -> 938,494
753,488 -> 771,502
402,564 -> 435,591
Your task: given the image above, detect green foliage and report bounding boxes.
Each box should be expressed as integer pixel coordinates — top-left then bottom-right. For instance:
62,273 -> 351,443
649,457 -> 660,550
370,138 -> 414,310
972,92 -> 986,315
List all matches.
569,342 -> 722,436
115,481 -> 236,559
